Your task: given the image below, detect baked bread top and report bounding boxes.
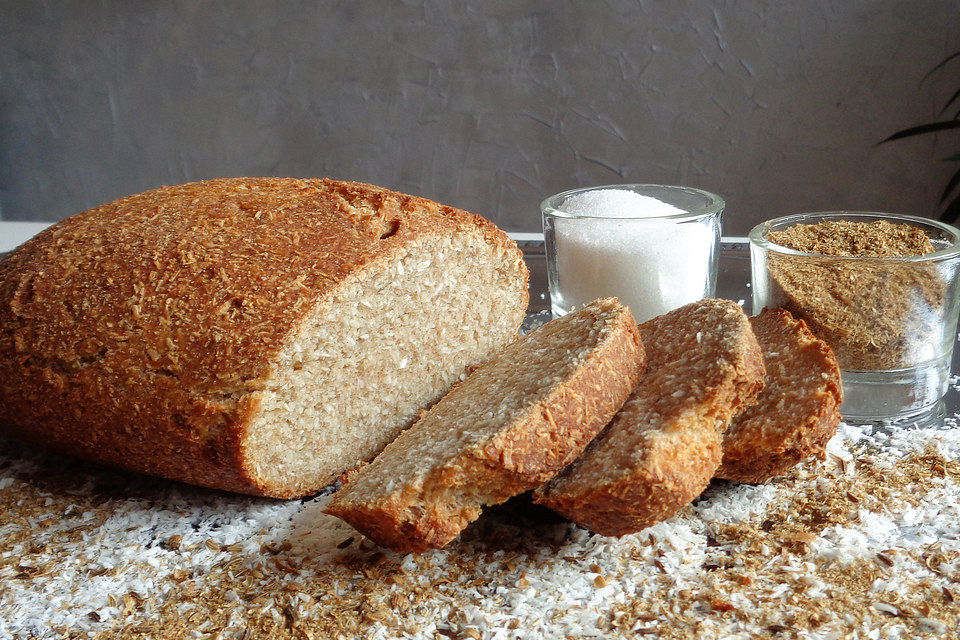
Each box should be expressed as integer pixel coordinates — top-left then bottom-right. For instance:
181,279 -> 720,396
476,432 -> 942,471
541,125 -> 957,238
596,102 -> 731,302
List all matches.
535,298 -> 765,536
716,308 -> 843,484
325,298 -> 645,553
1,178 -> 516,398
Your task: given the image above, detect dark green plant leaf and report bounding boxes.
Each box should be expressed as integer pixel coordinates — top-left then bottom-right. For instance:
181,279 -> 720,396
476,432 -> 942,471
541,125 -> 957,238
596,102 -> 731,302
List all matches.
941,167 -> 960,204
880,120 -> 960,144
942,86 -> 960,115
923,51 -> 960,83
898,49 -> 960,224
940,193 -> 960,224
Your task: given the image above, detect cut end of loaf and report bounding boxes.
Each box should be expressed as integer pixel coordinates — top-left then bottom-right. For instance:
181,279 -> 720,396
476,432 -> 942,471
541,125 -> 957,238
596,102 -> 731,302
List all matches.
240,231 -> 528,498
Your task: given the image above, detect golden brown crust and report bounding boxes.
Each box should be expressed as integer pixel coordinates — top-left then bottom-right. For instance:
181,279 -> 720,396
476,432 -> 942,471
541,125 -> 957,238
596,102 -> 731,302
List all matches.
0,177 -> 526,497
325,298 -> 646,553
716,308 -> 843,484
534,299 -> 765,536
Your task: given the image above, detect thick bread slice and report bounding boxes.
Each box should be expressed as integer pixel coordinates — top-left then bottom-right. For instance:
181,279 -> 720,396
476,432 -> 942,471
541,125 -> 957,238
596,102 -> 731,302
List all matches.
534,299 -> 764,536
0,178 -> 528,498
716,308 -> 843,484
325,298 -> 646,553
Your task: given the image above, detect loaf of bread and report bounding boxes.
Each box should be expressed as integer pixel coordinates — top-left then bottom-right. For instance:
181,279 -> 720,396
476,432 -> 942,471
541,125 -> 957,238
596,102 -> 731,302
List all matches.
716,308 -> 843,484
534,299 -> 765,536
0,178 -> 529,498
325,298 -> 646,553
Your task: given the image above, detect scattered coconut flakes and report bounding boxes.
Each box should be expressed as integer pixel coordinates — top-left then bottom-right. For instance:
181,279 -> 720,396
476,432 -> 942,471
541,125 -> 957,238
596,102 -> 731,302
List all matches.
2,410 -> 960,639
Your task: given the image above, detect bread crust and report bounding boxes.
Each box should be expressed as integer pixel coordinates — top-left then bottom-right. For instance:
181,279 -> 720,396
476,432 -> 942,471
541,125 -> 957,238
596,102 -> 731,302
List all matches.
716,308 -> 843,484
325,298 -> 646,553
0,177 -> 527,497
534,299 -> 765,536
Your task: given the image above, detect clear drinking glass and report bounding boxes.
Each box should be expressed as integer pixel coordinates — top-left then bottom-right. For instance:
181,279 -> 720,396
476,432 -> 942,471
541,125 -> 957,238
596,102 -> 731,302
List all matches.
749,212 -> 960,421
541,184 -> 724,323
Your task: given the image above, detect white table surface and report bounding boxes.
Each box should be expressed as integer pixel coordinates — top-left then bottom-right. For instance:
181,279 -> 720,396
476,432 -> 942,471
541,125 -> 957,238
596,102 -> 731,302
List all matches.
0,222 -> 52,253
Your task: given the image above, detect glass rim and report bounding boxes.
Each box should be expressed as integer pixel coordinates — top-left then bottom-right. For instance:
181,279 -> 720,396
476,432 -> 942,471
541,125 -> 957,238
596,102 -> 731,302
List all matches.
748,211 -> 960,262
540,184 -> 725,222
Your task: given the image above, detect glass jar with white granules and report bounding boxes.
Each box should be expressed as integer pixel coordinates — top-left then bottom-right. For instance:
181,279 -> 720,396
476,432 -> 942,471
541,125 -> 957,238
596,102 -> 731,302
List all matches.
541,184 -> 724,323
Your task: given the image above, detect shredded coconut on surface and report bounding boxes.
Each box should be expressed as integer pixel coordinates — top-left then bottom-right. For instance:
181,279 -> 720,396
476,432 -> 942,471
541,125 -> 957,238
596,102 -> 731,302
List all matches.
2,413 -> 960,639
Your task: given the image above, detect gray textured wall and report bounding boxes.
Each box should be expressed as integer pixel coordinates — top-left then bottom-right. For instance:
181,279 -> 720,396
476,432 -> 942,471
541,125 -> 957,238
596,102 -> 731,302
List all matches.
1,1 -> 958,234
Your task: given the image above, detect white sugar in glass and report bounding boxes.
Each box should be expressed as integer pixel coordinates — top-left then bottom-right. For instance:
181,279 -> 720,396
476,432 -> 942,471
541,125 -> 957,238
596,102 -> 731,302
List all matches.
541,185 -> 723,323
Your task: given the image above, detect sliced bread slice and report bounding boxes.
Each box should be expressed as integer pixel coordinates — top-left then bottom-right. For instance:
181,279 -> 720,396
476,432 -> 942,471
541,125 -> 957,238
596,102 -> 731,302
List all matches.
534,299 -> 765,536
324,298 -> 646,553
716,308 -> 843,484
